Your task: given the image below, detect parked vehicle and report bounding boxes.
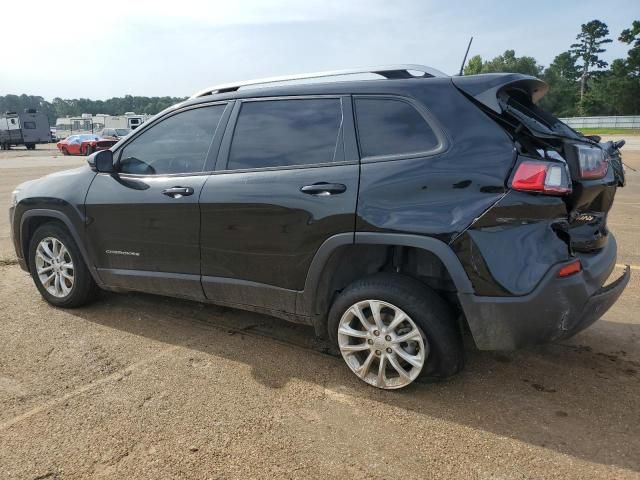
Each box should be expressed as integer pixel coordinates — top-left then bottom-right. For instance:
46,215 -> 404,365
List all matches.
50,127 -> 59,143
0,109 -> 50,150
99,128 -> 131,139
9,65 -> 630,390
55,113 -> 149,139
56,134 -> 118,156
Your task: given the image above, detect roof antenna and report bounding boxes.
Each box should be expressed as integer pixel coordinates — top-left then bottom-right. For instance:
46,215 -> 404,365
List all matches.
458,36 -> 473,76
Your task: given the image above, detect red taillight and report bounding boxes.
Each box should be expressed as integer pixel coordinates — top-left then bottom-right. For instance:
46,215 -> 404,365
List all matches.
557,260 -> 582,278
576,145 -> 608,179
511,160 -> 571,195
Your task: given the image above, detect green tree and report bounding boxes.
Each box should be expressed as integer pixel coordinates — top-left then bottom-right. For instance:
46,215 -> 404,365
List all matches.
569,20 -> 612,111
540,52 -> 580,117
619,20 -> 640,76
481,49 -> 543,76
463,55 -> 483,75
463,50 -> 542,76
0,94 -> 187,125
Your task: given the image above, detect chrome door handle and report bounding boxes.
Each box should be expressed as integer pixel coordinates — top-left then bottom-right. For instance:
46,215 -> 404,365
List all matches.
162,186 -> 194,198
300,182 -> 347,196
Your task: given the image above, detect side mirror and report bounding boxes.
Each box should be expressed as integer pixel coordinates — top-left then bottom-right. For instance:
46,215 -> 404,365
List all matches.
88,149 -> 115,173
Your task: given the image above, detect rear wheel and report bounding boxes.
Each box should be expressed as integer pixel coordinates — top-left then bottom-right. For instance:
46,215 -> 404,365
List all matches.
328,273 -> 464,389
28,222 -> 98,308
84,145 -> 93,155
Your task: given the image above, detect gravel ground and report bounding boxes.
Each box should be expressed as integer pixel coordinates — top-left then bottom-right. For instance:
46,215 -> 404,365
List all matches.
0,140 -> 639,479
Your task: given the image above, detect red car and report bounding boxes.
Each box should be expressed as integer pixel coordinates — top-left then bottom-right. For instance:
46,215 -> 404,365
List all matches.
56,134 -> 118,156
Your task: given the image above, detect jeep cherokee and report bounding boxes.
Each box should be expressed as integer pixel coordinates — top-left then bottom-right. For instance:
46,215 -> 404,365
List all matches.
9,65 -> 630,390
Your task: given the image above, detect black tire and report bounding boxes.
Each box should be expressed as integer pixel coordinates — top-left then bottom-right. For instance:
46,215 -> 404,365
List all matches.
61,147 -> 68,156
28,222 -> 99,308
328,273 -> 464,384
85,145 -> 93,156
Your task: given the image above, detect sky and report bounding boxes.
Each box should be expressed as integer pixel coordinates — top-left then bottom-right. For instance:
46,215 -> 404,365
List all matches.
1,0 -> 638,100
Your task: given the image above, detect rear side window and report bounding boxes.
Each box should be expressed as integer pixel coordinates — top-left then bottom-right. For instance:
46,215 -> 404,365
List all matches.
227,98 -> 343,170
119,105 -> 225,175
354,97 -> 439,158
23,121 -> 36,129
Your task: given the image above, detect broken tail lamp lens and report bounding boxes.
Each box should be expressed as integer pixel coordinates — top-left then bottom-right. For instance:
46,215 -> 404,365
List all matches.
557,260 -> 582,278
576,145 -> 609,179
511,160 -> 571,195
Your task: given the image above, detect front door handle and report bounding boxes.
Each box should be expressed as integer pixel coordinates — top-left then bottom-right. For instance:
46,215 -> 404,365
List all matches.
300,182 -> 347,196
162,186 -> 194,198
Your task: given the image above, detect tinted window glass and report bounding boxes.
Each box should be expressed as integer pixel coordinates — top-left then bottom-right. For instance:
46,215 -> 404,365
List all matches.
23,121 -> 36,129
227,98 -> 342,170
355,98 -> 438,158
119,105 -> 225,175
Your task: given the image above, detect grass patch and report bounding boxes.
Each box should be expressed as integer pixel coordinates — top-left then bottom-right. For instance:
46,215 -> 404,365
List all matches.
576,128 -> 640,136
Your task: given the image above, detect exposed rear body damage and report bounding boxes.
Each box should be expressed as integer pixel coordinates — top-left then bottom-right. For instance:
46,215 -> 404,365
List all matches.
450,73 -> 629,348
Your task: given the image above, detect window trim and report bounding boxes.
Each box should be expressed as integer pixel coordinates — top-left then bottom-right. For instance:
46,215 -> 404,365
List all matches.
352,94 -> 449,163
113,101 -> 233,178
215,95 -> 353,174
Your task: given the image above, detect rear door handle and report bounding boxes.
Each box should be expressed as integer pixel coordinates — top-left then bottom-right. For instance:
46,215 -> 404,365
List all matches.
300,182 -> 347,196
162,186 -> 194,198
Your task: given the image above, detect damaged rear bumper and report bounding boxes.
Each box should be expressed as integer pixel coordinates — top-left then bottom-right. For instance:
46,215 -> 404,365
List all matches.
459,234 -> 630,350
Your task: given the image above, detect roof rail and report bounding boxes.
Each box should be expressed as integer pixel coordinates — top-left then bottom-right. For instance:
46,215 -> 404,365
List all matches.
190,64 -> 448,99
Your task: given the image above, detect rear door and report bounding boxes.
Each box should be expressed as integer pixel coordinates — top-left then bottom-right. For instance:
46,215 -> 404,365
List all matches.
199,96 -> 359,313
85,102 -> 231,298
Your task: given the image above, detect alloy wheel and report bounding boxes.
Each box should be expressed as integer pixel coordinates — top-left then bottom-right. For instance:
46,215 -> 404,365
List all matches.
35,237 -> 74,298
337,299 -> 428,389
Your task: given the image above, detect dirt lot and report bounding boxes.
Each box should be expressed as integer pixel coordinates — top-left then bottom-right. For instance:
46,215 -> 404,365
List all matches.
0,141 -> 639,479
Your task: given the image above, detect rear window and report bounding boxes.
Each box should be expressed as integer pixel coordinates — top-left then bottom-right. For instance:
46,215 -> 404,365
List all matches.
23,121 -> 36,129
227,98 -> 343,170
354,97 -> 439,158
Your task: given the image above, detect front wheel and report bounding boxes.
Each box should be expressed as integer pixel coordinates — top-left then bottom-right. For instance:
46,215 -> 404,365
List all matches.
328,273 -> 464,390
28,222 -> 98,308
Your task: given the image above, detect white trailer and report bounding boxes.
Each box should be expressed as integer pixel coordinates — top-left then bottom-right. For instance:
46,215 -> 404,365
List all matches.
0,110 -> 50,150
55,113 -> 151,139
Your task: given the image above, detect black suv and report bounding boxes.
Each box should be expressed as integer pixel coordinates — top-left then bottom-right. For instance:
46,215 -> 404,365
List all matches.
9,65 -> 630,389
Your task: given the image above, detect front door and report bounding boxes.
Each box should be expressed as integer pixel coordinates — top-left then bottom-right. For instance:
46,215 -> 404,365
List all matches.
199,96 -> 359,313
85,103 -> 230,299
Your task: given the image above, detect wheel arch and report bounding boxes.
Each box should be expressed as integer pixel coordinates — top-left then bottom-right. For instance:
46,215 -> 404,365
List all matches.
300,232 -> 474,337
20,209 -> 101,284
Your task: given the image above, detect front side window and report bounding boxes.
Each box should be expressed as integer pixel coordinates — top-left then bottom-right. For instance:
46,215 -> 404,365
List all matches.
227,98 -> 342,170
119,105 -> 225,175
354,97 -> 439,158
